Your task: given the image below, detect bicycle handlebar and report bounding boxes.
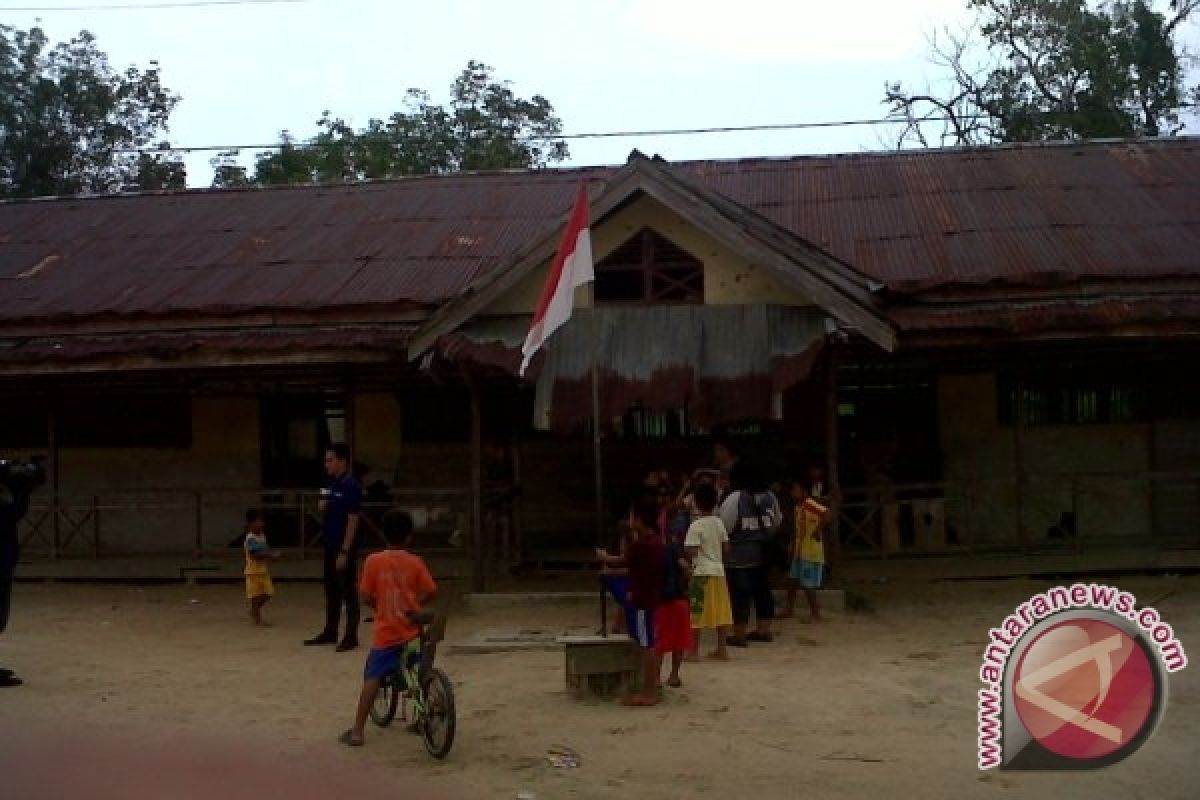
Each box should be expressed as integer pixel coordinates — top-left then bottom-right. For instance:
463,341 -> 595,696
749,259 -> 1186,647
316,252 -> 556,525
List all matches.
406,609 -> 436,626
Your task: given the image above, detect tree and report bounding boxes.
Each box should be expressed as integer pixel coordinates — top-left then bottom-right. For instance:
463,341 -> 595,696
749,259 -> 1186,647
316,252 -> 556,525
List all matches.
0,25 -> 183,197
883,0 -> 1199,147
209,149 -> 251,189
248,60 -> 568,186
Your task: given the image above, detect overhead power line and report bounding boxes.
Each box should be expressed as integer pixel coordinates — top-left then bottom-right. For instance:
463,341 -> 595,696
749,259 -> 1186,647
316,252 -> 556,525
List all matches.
2,0 -> 306,11
106,105 -> 1200,156
116,115 -> 1003,155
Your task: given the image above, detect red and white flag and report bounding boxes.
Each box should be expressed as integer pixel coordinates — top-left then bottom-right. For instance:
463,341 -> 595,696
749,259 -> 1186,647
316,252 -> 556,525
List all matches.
519,184 -> 594,376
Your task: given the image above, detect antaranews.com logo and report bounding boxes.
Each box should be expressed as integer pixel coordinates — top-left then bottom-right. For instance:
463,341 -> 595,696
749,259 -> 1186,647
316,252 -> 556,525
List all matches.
978,583 -> 1188,770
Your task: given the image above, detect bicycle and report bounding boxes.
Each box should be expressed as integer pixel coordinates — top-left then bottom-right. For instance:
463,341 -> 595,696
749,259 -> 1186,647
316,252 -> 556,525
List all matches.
368,609 -> 457,759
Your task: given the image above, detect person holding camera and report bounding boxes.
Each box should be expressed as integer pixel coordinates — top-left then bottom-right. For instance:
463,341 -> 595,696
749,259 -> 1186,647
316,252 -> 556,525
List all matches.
304,443 -> 363,652
1,458 -> 44,688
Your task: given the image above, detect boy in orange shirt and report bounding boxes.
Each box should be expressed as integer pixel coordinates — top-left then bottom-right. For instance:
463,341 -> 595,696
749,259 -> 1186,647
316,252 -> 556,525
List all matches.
339,509 -> 436,747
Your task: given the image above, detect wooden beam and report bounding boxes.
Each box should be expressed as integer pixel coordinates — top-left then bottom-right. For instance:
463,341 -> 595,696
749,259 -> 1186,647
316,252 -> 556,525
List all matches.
47,397 -> 59,561
0,349 -> 406,377
458,362 -> 486,592
0,308 -> 428,338
824,342 -> 842,571
1013,370 -> 1028,552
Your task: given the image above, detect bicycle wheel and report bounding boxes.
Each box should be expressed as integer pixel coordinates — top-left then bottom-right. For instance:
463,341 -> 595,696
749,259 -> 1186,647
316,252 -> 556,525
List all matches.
369,674 -> 399,727
419,668 -> 456,759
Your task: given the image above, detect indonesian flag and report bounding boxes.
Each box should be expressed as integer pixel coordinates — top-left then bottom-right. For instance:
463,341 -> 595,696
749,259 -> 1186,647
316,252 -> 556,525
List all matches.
519,184 -> 594,376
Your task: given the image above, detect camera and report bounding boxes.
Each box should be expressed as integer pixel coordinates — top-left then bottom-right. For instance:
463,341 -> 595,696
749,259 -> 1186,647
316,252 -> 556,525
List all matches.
0,457 -> 46,486
0,457 -> 46,522
0,457 -> 45,478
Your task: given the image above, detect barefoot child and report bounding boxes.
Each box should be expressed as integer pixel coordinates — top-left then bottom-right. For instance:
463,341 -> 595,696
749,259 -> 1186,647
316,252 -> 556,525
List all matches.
656,517 -> 695,688
597,499 -> 664,707
340,509 -> 437,747
783,480 -> 828,621
599,522 -> 632,635
243,509 -> 278,626
683,483 -> 733,659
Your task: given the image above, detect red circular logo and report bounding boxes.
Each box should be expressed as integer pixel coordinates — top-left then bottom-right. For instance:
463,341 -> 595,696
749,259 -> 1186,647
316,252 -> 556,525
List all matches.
1013,617 -> 1156,761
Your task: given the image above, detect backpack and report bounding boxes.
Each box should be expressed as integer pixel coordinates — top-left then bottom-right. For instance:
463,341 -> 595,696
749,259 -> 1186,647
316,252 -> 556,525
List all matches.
661,541 -> 687,601
727,490 -> 780,568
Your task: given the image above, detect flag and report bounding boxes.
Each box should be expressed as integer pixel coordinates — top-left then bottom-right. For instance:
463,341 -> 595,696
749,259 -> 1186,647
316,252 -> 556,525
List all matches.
519,183 -> 594,376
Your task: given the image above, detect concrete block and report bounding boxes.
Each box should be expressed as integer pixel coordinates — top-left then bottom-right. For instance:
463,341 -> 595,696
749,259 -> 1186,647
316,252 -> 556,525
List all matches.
560,635 -> 638,696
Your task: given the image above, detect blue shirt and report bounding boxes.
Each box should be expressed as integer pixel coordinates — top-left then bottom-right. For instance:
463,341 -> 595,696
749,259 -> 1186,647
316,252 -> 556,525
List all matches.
323,472 -> 362,553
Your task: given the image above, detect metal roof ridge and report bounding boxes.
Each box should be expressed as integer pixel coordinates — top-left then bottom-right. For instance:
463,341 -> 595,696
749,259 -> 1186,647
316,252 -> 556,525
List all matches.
5,135 -> 1198,205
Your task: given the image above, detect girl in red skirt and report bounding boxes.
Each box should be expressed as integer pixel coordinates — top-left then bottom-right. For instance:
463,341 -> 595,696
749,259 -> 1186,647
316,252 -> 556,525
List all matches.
656,525 -> 695,688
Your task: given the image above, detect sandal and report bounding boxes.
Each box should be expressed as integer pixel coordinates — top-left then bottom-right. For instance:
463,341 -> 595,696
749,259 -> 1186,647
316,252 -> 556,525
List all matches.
747,632 -> 774,643
337,729 -> 364,747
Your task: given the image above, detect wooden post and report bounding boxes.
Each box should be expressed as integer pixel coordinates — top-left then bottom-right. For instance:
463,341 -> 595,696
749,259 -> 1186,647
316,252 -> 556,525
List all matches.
824,341 -> 842,571
590,307 -> 607,637
92,494 -> 101,558
47,398 -> 59,561
511,406 -> 524,570
460,363 -> 485,593
1071,478 -> 1081,554
1012,372 -> 1028,552
298,492 -> 307,559
194,491 -> 204,557
344,378 -> 357,460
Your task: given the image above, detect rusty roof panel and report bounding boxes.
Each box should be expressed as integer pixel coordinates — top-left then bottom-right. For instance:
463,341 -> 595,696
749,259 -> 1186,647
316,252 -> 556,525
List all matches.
0,324 -> 415,368
442,306 -> 829,432
1,140 -> 1199,330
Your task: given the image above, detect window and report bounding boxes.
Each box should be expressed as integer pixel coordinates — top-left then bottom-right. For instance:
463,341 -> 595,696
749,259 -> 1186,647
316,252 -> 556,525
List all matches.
997,373 -> 1150,426
261,394 -> 344,487
1,394 -> 192,449
0,396 -> 49,449
616,405 -> 693,440
595,229 -> 704,305
61,395 -> 193,448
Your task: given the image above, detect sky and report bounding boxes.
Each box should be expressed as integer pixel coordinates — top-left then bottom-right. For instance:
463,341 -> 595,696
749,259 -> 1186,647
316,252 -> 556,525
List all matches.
5,0 -> 1199,187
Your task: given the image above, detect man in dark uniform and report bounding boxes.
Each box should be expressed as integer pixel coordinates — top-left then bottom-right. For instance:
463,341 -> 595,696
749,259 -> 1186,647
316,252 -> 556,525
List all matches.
304,443 -> 362,652
1,458 -> 44,687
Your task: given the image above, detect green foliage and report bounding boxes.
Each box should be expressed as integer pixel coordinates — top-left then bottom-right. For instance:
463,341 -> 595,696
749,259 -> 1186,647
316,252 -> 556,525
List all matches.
884,0 -> 1198,146
209,149 -> 251,189
247,61 -> 568,186
0,25 -> 183,197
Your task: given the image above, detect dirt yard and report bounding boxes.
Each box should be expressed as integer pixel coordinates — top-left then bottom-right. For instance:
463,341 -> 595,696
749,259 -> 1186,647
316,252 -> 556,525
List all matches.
1,574 -> 1197,799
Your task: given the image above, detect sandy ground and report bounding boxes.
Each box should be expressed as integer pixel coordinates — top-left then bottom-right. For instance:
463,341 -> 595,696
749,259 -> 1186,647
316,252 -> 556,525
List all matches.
1,575 -> 1198,800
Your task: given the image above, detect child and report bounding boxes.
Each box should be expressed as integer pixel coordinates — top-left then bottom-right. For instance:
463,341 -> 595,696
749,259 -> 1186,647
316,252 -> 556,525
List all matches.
656,513 -> 695,688
783,480 -> 828,621
597,498 -> 664,707
339,509 -> 437,747
599,522 -> 632,635
242,509 -> 277,626
683,482 -> 733,660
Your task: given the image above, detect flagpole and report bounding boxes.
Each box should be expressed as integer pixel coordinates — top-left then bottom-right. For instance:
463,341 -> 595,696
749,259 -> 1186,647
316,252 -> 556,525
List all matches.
516,182 -> 602,632
591,300 -> 607,638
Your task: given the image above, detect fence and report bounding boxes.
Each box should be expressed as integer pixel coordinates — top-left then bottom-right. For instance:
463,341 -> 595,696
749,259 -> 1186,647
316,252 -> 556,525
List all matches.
17,472 -> 1200,564
836,472 -> 1200,558
17,486 -> 474,561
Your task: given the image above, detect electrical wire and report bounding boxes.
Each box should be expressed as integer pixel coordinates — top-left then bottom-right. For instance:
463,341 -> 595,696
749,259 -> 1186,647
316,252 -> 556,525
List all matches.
2,0 -> 306,11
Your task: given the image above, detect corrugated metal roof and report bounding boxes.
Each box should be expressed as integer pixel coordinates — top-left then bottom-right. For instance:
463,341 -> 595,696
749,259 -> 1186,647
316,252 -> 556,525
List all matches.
0,324 -> 415,368
1,139 -> 1199,331
442,306 -> 828,432
677,141 -> 1200,292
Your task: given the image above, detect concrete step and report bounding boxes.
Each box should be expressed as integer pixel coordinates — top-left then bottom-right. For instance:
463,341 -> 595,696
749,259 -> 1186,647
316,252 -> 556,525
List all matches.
463,588 -> 845,613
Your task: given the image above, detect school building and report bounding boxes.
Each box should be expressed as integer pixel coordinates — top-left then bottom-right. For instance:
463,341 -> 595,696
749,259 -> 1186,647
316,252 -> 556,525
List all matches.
2,138 -> 1198,585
